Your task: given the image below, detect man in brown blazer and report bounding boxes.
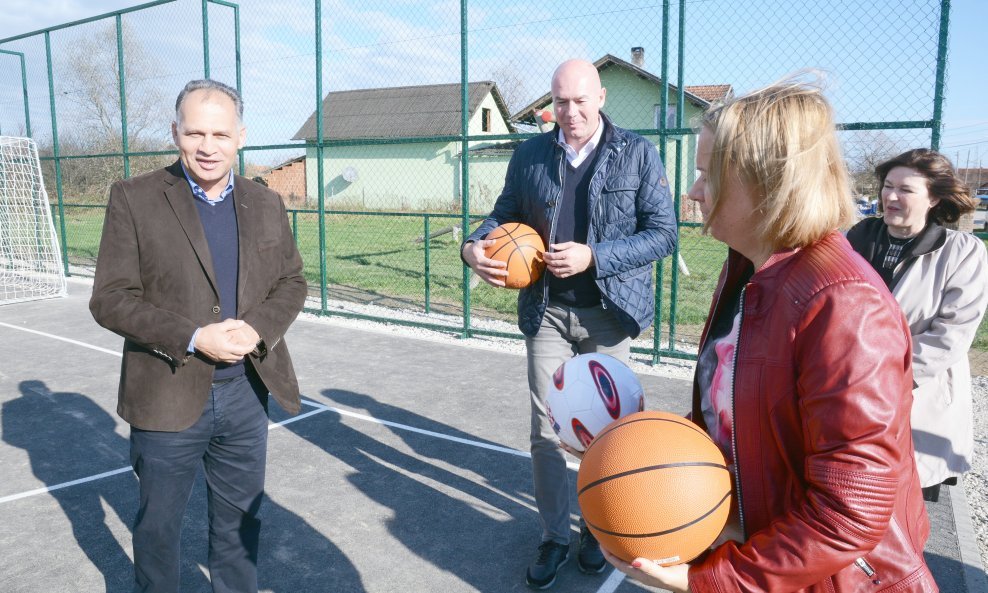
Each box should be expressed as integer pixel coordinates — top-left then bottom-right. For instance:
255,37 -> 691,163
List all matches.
90,79 -> 306,593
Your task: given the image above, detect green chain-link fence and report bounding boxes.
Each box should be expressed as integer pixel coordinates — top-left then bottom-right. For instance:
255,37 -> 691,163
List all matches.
3,0 -> 978,367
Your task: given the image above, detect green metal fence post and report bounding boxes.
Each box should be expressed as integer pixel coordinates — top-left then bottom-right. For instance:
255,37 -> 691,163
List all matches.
207,0 -> 244,173
316,0 -> 328,312
201,0 -> 210,78
116,15 -> 130,178
0,50 -> 32,137
45,31 -> 69,277
931,0 -> 950,150
668,141 -> 681,356
233,2 -> 244,174
21,50 -> 31,137
460,0 -> 472,339
666,0 -> 686,357
424,214 -> 431,314
653,0 -> 671,364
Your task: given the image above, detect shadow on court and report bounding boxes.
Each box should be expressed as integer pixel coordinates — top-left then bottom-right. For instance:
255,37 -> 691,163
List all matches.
284,388 -> 542,593
2,380 -> 145,593
1,380 -> 363,593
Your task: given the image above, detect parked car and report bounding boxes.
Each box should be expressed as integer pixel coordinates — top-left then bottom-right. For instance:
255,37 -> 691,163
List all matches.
974,195 -> 988,232
855,197 -> 878,217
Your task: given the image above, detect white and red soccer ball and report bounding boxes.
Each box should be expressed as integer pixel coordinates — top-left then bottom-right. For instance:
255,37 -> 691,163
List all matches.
545,353 -> 645,452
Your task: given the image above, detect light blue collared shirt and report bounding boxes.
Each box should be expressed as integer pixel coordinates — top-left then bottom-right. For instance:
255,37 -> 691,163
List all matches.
179,161 -> 235,205
181,162 -> 236,352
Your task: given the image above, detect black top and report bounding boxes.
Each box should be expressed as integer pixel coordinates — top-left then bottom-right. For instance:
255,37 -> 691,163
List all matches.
548,147 -> 603,307
846,217 -> 946,290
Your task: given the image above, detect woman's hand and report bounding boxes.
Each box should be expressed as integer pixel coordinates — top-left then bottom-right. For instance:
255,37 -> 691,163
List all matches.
602,546 -> 691,592
558,440 -> 584,460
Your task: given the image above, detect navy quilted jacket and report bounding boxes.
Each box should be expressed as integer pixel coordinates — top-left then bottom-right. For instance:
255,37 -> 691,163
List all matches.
465,114 -> 678,338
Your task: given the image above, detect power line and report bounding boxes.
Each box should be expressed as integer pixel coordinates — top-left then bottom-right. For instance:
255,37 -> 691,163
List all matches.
943,120 -> 988,131
940,139 -> 988,149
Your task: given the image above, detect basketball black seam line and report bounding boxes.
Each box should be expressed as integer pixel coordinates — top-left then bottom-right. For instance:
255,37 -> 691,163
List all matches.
584,490 -> 732,539
488,226 -> 542,261
504,245 -> 541,285
577,461 -> 728,496
584,416 -> 710,455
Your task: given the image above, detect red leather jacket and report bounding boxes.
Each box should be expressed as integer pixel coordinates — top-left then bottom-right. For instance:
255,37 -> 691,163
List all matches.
687,232 -> 937,593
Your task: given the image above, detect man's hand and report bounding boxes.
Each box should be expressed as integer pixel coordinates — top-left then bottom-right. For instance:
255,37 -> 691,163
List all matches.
228,323 -> 260,350
194,319 -> 255,363
602,547 -> 691,592
543,242 -> 593,278
461,240 -> 509,287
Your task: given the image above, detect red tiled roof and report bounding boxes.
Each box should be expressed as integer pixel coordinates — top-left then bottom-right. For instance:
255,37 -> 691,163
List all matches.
684,84 -> 733,102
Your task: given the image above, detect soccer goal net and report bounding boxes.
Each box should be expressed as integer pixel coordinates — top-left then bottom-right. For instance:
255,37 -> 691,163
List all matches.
0,136 -> 67,305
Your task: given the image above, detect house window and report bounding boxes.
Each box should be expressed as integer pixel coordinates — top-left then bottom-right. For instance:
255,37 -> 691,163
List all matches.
653,105 -> 678,129
482,108 -> 492,132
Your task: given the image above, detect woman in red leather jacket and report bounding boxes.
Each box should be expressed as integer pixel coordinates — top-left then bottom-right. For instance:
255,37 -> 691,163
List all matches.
603,77 -> 938,592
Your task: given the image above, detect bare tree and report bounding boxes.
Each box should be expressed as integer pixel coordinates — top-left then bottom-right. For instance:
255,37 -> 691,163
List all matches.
844,130 -> 906,198
489,60 -> 529,116
43,21 -> 172,201
57,21 -> 169,150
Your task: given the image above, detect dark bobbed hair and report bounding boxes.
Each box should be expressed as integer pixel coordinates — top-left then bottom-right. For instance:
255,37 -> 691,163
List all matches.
876,148 -> 977,224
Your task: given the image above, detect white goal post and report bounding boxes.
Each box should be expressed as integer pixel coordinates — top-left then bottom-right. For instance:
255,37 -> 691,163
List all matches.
0,136 -> 67,305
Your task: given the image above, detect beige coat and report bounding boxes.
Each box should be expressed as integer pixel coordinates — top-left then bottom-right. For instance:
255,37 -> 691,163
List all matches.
891,227 -> 988,487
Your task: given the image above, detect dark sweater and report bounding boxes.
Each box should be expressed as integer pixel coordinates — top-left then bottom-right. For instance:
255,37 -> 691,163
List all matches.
194,194 -> 243,380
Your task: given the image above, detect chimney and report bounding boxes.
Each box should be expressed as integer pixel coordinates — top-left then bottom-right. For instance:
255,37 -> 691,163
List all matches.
631,47 -> 645,68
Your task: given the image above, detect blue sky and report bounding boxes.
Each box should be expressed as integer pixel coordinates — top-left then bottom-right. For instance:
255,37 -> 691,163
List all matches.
0,0 -> 984,167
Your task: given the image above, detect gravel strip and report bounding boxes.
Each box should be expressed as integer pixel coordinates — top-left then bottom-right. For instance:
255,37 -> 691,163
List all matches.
967,376 -> 988,571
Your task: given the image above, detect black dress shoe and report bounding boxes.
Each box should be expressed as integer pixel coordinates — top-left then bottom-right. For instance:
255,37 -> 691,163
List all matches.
526,541 -> 569,589
577,526 -> 606,574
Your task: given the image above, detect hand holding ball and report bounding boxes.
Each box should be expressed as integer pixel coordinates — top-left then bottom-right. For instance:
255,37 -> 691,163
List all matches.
483,223 -> 545,289
577,411 -> 731,566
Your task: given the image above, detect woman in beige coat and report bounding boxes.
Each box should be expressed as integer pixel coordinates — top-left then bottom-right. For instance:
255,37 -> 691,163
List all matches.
847,148 -> 988,502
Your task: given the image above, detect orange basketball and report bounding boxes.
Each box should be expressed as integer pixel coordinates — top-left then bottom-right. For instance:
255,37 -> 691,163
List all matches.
576,410 -> 731,566
484,222 -> 545,289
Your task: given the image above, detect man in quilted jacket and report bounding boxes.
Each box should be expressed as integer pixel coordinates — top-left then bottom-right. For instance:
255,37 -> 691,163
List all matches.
461,59 -> 678,589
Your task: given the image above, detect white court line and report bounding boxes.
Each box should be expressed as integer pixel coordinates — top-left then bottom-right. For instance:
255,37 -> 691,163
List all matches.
0,405 -> 334,505
0,321 -> 122,357
596,569 -> 626,593
0,467 -> 133,504
0,397 -> 580,504
300,398 -> 537,460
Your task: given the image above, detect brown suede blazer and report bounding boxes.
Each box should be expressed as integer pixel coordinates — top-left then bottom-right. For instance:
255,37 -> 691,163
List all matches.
90,161 -> 307,431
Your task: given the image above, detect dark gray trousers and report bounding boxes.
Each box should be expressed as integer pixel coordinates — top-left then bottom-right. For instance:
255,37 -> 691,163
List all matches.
129,372 -> 269,593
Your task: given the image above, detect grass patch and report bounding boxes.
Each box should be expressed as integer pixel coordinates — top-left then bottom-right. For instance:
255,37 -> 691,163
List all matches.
54,207 -> 988,354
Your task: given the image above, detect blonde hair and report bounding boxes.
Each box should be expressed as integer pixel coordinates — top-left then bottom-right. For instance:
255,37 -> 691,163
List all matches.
701,73 -> 855,249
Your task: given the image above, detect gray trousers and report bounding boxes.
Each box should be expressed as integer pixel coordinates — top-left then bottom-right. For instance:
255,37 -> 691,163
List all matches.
525,301 -> 631,544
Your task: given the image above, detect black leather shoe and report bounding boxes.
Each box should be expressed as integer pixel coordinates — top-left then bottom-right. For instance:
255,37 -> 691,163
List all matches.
577,526 -> 606,574
526,541 -> 569,589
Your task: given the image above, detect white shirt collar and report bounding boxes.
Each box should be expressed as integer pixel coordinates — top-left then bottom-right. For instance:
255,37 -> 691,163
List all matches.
557,119 -> 605,168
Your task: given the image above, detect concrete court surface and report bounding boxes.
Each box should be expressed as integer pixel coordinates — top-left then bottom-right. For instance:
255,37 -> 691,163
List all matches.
0,279 -> 983,593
